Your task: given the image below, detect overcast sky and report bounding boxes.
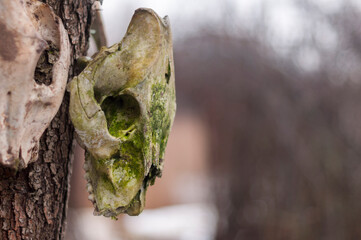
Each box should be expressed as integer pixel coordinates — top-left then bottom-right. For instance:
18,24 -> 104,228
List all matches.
98,0 -> 361,72
101,0 -> 357,44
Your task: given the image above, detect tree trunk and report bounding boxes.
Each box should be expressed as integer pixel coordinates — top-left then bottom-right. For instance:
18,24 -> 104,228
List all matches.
0,0 -> 94,239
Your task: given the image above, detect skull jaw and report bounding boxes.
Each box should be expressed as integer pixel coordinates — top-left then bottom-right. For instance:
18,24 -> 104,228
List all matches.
84,150 -> 146,217
94,188 -> 145,217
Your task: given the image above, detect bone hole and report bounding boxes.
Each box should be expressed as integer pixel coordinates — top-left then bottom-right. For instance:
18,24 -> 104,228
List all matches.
165,59 -> 171,84
101,94 -> 140,138
34,42 -> 59,86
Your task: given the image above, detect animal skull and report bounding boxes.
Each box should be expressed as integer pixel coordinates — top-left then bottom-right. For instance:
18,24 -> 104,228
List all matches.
68,8 -> 176,217
0,0 -> 70,168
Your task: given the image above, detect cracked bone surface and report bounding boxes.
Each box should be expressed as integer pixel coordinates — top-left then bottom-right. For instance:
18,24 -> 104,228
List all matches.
0,0 -> 70,168
68,8 -> 176,217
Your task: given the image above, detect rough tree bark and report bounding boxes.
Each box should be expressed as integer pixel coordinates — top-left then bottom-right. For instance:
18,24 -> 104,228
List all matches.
0,0 -> 95,239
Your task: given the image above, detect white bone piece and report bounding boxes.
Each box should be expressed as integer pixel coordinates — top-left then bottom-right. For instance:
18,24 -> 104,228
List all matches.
0,0 -> 70,168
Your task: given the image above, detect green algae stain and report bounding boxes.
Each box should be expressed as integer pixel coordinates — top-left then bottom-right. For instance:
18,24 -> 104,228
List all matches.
116,141 -> 144,184
150,83 -> 171,160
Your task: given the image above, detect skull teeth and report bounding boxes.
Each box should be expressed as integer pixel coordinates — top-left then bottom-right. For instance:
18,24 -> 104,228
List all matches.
88,193 -> 95,202
83,161 -> 89,171
83,155 -> 96,205
104,212 -> 113,218
83,156 -> 117,218
87,183 -> 93,193
93,208 -> 101,216
84,172 -> 90,181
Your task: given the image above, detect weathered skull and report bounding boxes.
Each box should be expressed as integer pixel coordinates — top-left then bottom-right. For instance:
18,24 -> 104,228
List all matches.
0,0 -> 70,168
68,8 -> 176,217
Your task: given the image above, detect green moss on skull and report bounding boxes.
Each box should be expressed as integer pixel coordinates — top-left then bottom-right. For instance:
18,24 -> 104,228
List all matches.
149,82 -> 171,161
118,141 -> 144,183
88,141 -> 145,214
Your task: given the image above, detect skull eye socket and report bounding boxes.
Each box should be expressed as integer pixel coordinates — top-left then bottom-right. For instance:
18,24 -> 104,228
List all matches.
34,42 -> 59,86
101,94 -> 141,139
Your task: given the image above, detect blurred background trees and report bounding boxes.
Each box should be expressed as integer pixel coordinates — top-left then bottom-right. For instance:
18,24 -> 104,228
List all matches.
176,34 -> 361,240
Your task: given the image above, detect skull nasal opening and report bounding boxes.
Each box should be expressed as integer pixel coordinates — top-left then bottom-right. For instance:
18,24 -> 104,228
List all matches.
101,94 -> 141,139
